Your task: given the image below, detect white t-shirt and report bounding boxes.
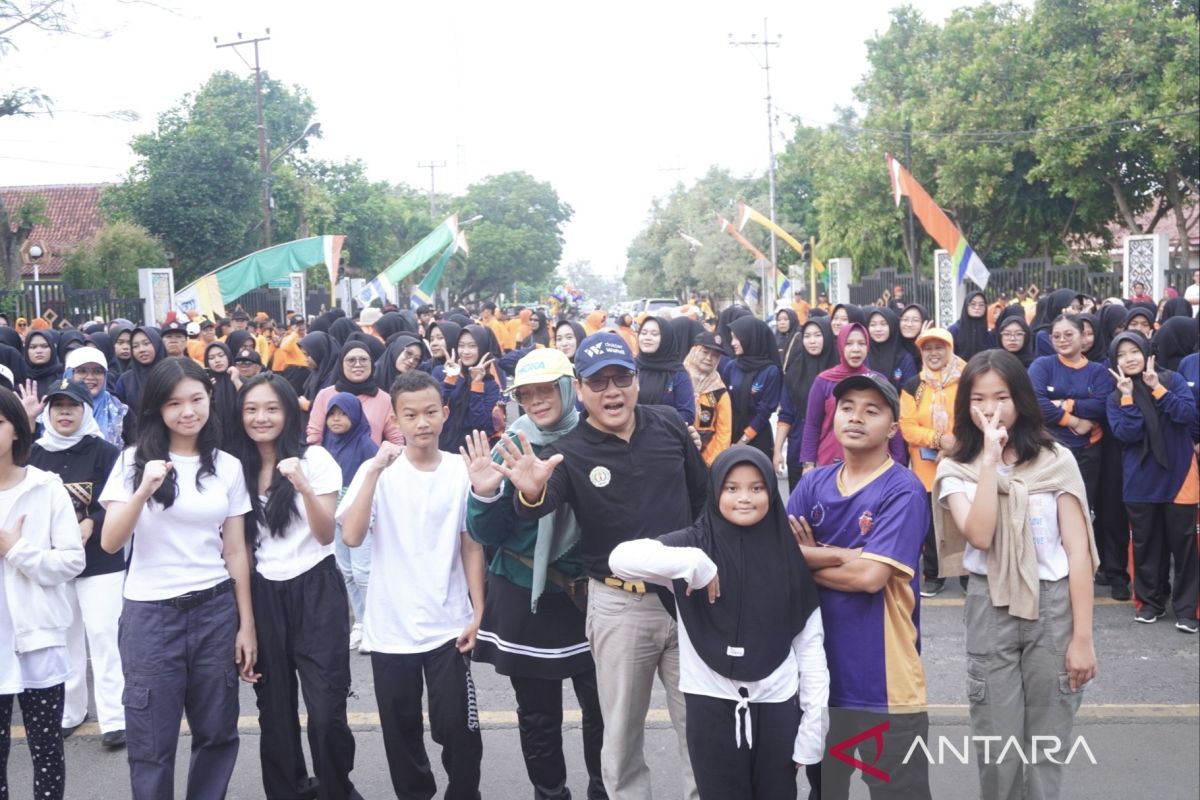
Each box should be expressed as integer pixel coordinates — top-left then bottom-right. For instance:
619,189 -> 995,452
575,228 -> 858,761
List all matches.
253,446 -> 343,581
335,451 -> 473,654
939,469 -> 1068,580
100,448 -> 251,601
1184,283 -> 1199,316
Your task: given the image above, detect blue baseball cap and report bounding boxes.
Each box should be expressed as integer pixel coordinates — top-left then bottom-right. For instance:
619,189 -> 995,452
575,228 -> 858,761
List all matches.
574,332 -> 637,378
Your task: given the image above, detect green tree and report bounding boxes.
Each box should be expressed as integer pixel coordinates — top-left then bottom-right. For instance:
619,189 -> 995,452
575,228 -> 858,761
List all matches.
625,167 -> 767,302
447,172 -> 572,303
0,194 -> 45,287
61,221 -> 166,296
105,71 -> 317,284
559,260 -> 627,308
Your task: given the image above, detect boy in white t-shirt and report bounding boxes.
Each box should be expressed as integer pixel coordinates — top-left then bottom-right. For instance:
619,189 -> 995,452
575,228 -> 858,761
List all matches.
336,370 -> 485,800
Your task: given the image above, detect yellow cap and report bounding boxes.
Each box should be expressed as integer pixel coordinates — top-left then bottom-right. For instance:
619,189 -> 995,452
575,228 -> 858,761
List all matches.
511,348 -> 574,390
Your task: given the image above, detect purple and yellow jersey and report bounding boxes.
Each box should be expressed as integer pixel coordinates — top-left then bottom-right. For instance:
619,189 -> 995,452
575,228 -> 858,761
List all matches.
787,460 -> 929,713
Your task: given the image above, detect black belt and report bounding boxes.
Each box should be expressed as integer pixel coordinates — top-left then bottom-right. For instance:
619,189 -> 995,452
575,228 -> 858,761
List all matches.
146,579 -> 233,610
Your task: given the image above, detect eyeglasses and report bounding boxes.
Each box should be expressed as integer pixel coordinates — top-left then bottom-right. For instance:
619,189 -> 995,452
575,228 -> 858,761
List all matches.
1000,331 -> 1025,340
512,384 -> 557,405
343,356 -> 371,366
582,372 -> 636,392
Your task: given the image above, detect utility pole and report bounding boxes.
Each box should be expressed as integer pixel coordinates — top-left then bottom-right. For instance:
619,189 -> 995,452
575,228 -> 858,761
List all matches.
418,161 -> 446,221
216,30 -> 272,247
731,19 -> 781,316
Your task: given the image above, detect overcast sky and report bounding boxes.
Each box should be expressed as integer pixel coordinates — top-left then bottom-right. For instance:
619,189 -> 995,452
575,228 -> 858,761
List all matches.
2,0 -> 974,276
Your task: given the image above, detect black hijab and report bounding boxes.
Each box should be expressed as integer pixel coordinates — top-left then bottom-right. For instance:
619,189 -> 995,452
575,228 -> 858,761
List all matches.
372,312 -> 408,343
1037,289 -> 1077,332
56,330 -> 87,363
375,333 -> 427,390
954,291 -> 991,360
831,304 -> 866,331
116,326 -> 165,416
108,324 -> 134,374
554,320 -> 587,362
1160,296 -> 1193,323
782,317 -> 837,419
1153,317 -> 1199,371
0,344 -> 25,390
334,340 -> 381,396
328,317 -> 359,347
1076,312 -> 1108,363
346,331 -> 385,365
1109,332 -> 1171,470
1123,306 -> 1155,334
429,321 -> 462,368
636,316 -> 684,406
898,303 -> 928,364
865,307 -> 906,382
1098,304 -> 1127,343
728,316 -> 780,454
309,311 -> 335,334
225,329 -> 253,359
299,332 -> 339,402
716,305 -> 752,356
996,315 -> 1036,367
658,446 -> 820,681
774,308 -> 800,359
88,331 -> 120,377
24,330 -> 63,395
0,327 -> 21,352
205,341 -> 238,450
670,316 -> 706,358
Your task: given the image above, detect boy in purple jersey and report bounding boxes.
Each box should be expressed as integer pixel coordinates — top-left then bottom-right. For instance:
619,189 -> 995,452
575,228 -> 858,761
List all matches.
786,374 -> 931,800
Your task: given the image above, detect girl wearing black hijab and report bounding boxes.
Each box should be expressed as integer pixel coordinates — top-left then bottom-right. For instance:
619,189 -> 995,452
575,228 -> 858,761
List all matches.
897,303 -> 929,365
1034,289 -> 1079,356
304,340 -> 403,446
204,341 -> 239,450
1076,312 -> 1108,363
948,291 -> 993,361
1153,316 -> 1199,371
777,318 -> 837,492
995,314 -> 1036,367
1158,296 -> 1193,324
432,324 -> 502,451
828,303 -> 864,337
24,329 -> 63,396
424,320 -> 462,372
636,316 -> 696,425
327,317 -> 359,348
723,316 -> 782,459
374,333 -> 427,391
609,446 -> 827,798
865,307 -> 917,389
112,326 -> 166,442
299,331 -> 340,408
55,330 -> 87,364
716,305 -> 752,357
1107,331 -> 1199,628
774,308 -> 800,361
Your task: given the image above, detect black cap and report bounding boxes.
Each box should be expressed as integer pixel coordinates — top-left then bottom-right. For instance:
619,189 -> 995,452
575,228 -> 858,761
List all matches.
233,349 -> 262,366
161,320 -> 186,336
289,315 -> 305,327
199,318 -> 215,329
832,374 -> 900,419
44,378 -> 93,407
693,331 -> 724,353
231,310 -> 250,321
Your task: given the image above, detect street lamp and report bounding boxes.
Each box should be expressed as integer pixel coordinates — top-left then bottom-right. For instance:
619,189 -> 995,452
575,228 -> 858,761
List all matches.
27,244 -> 44,319
262,121 -> 321,248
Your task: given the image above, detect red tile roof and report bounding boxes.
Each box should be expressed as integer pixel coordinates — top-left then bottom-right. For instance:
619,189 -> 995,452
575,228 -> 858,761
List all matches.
1,183 -> 111,277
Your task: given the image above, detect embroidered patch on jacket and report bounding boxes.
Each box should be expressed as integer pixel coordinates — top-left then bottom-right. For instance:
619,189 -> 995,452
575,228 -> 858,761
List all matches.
858,510 -> 875,537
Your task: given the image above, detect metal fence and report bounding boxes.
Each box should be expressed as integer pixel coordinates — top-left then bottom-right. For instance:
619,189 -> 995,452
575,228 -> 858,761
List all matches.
846,263 -> 1193,308
225,286 -> 333,321
0,282 -> 143,326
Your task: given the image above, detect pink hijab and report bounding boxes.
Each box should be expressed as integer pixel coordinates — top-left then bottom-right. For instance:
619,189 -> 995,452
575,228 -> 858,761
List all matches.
817,322 -> 872,383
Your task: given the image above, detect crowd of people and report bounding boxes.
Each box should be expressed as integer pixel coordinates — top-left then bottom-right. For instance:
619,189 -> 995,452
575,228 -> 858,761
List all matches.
0,273 -> 1196,800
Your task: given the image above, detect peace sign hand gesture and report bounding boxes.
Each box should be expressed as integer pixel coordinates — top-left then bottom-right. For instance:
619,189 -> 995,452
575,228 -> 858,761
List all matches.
469,353 -> 494,384
492,430 -> 563,499
972,403 -> 1008,465
1142,355 -> 1159,390
443,349 -> 462,379
1108,366 -> 1133,397
461,429 -> 503,496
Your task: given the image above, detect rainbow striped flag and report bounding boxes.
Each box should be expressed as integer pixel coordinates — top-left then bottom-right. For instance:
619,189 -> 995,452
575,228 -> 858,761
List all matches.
887,154 -> 989,289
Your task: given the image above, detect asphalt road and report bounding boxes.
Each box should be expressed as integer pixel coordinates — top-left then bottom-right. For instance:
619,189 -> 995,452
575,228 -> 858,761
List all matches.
6,581 -> 1198,799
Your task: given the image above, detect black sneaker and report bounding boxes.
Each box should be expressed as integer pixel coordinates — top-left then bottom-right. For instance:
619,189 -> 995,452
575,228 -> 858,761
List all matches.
61,718 -> 85,739
1110,582 -> 1132,601
1175,619 -> 1199,635
920,578 -> 945,598
959,575 -> 970,592
1093,572 -> 1112,587
101,730 -> 126,749
1134,608 -> 1165,624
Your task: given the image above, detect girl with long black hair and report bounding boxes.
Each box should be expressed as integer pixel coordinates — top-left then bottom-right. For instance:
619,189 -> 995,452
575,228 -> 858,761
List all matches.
948,291 -> 993,361
933,350 -> 1098,800
1106,333 -> 1198,631
235,373 -> 362,798
99,357 -> 257,799
204,341 -> 239,451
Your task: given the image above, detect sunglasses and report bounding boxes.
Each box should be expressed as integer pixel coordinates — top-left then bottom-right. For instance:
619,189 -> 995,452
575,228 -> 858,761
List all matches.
581,372 -> 636,393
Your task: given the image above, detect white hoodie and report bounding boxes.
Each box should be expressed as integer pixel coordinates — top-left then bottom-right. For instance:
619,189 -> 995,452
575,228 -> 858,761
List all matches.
1,466 -> 85,653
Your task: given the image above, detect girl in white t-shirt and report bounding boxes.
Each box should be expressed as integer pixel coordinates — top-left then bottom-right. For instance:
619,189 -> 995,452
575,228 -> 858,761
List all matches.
234,373 -> 360,799
99,357 -> 256,800
931,350 -> 1099,800
0,387 -> 85,800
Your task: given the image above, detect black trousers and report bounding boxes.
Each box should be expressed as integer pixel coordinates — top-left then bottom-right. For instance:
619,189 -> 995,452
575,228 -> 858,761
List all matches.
510,670 -> 606,800
0,684 -> 65,800
252,557 -> 358,800
806,709 -> 930,800
1126,502 -> 1198,619
685,692 -> 800,800
921,492 -> 939,580
1068,443 -> 1101,516
787,460 -> 804,496
1094,435 -> 1130,583
372,640 -> 483,800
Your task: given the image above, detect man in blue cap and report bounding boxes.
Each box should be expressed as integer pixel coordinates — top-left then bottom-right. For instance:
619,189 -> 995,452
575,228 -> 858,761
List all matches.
495,331 -> 707,800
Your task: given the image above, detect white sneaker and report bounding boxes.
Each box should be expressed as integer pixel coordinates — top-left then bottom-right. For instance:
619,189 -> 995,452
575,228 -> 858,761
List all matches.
348,622 -> 363,651
358,639 -> 372,656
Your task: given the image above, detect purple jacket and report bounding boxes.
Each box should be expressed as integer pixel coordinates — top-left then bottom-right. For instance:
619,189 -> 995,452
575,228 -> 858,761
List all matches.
798,371 -> 908,466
